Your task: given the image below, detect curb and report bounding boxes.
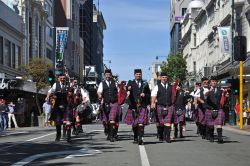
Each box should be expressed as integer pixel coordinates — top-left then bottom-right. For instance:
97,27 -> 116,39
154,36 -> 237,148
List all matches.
223,126 -> 250,136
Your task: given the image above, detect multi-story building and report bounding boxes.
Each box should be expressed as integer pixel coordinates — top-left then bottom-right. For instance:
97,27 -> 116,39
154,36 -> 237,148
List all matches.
181,0 -> 250,100
54,0 -> 80,79
44,0 -> 54,63
79,0 -> 93,66
92,4 -> 106,82
0,1 -> 24,79
170,0 -> 192,56
149,61 -> 162,90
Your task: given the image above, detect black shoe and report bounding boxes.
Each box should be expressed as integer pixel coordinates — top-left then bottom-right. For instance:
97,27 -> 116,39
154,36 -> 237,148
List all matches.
110,137 -> 115,142
218,138 -> 224,144
114,135 -> 119,141
166,138 -> 171,143
138,140 -> 144,145
106,135 -> 110,140
210,137 -> 214,142
133,139 -> 138,144
67,138 -> 72,143
55,137 -> 60,142
179,135 -> 184,138
159,138 -> 163,142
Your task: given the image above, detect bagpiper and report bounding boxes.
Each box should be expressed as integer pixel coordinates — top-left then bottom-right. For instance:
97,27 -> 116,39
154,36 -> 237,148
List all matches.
124,69 -> 151,145
97,69 -> 121,142
151,72 -> 174,143
46,74 -> 67,142
205,76 -> 226,143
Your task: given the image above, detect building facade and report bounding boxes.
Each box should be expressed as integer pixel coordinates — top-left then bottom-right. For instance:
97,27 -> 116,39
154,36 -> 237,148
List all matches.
79,0 -> 93,66
92,4 -> 106,83
170,0 -> 193,56
0,0 -> 24,79
54,0 -> 80,79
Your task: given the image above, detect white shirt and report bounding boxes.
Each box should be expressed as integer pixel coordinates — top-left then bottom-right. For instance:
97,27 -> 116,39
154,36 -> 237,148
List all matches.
43,102 -> 52,114
97,80 -> 114,93
48,82 -> 66,93
151,83 -> 168,97
190,88 -> 201,98
74,88 -> 89,102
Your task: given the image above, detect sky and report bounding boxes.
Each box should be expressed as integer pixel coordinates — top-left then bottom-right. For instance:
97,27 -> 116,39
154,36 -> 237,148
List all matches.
98,0 -> 170,81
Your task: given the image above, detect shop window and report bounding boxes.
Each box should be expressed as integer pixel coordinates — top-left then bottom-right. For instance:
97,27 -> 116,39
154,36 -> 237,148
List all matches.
4,39 -> 11,67
0,36 -> 3,64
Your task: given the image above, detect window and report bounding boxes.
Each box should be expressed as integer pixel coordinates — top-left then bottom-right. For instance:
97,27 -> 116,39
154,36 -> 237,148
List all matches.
193,61 -> 196,73
17,46 -> 21,69
4,39 -> 11,67
0,36 -> 3,64
12,43 -> 15,68
46,26 -> 53,37
46,48 -> 52,60
193,34 -> 197,47
182,8 -> 187,16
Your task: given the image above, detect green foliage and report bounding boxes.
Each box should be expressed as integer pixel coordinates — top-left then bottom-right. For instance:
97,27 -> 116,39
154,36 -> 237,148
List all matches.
24,58 -> 52,92
161,53 -> 187,82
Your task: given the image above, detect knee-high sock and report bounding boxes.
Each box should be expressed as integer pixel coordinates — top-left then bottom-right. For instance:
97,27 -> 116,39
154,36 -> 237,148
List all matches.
56,125 -> 61,139
66,125 -> 71,141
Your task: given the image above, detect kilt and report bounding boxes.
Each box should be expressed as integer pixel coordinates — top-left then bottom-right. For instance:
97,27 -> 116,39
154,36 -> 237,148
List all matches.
124,107 -> 149,126
175,109 -> 185,123
197,108 -> 206,125
50,107 -> 64,125
156,105 -> 175,125
63,106 -> 74,122
98,103 -> 120,122
205,109 -> 225,126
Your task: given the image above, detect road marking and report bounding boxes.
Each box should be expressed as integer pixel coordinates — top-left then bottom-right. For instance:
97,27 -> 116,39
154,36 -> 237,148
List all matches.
11,148 -> 101,166
26,132 -> 56,142
139,145 -> 150,166
0,132 -> 56,152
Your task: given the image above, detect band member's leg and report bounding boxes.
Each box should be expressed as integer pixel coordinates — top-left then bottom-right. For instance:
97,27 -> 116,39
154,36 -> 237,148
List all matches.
179,122 -> 184,138
138,124 -> 144,145
109,121 -> 115,142
55,124 -> 61,142
163,123 -> 171,143
174,123 -> 178,138
132,126 -> 138,143
66,123 -> 72,143
158,125 -> 164,142
216,125 -> 223,144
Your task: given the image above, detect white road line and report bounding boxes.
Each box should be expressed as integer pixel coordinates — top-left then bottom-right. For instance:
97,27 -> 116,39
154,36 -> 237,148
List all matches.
26,132 -> 56,142
139,145 -> 150,166
0,132 -> 56,152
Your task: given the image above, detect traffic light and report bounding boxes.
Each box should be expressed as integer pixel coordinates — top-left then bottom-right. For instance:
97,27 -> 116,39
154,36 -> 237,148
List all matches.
234,36 -> 247,61
227,78 -> 245,95
48,70 -> 55,87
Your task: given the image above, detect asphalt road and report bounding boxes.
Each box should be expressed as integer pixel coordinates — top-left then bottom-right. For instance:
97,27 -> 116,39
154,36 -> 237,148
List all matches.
0,122 -> 250,166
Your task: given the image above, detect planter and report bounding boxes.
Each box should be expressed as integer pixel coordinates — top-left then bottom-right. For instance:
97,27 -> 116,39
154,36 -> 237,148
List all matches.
37,115 -> 45,127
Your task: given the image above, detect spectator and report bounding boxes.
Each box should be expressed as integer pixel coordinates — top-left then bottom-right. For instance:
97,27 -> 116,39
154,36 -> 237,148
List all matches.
235,101 -> 240,125
43,99 -> 52,127
8,102 -> 18,129
0,99 -> 8,131
243,110 -> 248,126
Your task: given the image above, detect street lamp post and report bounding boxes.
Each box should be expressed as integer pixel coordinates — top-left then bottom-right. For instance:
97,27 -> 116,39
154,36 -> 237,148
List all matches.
104,60 -> 111,69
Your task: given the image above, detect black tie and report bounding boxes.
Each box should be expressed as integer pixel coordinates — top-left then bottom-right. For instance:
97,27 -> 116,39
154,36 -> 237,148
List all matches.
164,84 -> 167,89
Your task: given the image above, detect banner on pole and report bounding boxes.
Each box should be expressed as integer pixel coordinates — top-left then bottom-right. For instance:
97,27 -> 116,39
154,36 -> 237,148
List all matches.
218,26 -> 231,54
55,27 -> 69,61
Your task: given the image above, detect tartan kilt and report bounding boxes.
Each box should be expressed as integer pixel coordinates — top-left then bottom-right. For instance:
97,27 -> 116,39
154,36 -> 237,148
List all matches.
63,106 -> 74,122
205,109 -> 225,126
124,108 -> 149,126
148,108 -> 158,124
98,103 -> 120,122
50,107 -> 64,125
175,109 -> 185,123
197,108 -> 206,125
192,109 -> 198,122
157,105 -> 175,125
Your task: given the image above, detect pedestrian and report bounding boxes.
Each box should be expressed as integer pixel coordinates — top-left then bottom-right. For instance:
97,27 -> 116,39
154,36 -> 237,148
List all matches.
151,72 -> 174,143
243,110 -> 248,126
234,101 -> 240,126
97,69 -> 121,142
46,73 -> 67,142
124,69 -> 151,145
0,99 -> 8,131
8,101 -> 18,129
42,99 -> 52,127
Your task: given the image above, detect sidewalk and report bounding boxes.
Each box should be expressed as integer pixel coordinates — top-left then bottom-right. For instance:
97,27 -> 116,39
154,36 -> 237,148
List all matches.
223,125 -> 250,136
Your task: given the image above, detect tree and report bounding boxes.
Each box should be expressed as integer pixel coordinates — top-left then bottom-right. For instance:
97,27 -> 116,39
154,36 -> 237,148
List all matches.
161,53 -> 187,82
24,58 -> 52,115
